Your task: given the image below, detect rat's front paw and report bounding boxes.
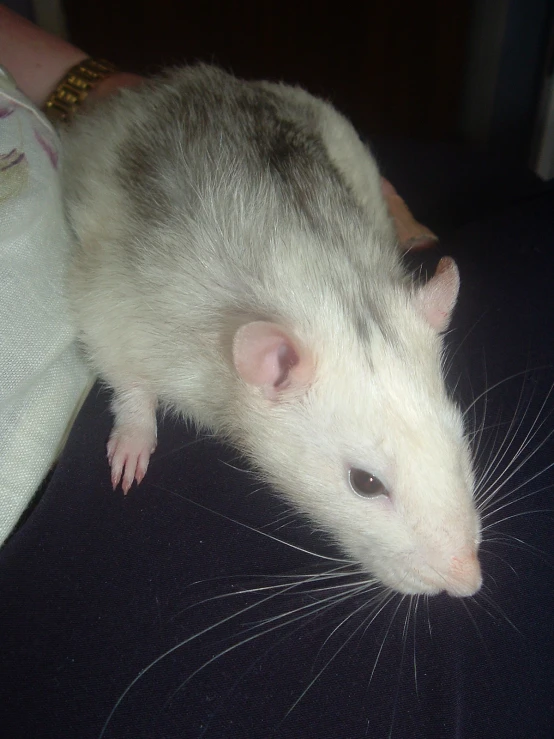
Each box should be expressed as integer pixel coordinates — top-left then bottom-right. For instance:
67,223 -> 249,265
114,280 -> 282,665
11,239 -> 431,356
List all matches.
107,426 -> 157,494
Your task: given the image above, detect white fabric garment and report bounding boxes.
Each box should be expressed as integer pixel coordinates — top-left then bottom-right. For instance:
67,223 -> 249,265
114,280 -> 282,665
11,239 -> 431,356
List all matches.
0,66 -> 91,543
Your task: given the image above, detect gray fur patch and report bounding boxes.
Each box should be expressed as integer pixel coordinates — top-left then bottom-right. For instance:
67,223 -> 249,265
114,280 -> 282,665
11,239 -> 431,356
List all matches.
115,66 -> 363,243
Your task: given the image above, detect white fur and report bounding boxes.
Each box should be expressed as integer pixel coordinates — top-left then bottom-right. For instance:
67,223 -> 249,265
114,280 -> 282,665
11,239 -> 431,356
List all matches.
60,65 -> 482,596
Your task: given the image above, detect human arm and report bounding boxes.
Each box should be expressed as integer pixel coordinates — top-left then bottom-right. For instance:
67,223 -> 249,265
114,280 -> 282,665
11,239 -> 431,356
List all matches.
0,4 -> 141,107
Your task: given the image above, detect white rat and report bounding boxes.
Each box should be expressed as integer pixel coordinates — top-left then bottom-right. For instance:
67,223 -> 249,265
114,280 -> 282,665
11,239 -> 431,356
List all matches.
60,65 -> 482,598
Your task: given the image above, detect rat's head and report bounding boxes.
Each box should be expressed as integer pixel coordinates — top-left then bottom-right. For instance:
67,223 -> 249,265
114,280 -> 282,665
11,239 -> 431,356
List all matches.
232,258 -> 482,597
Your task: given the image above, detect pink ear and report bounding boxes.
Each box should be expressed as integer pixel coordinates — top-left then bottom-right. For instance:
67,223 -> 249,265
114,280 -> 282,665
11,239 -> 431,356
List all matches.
233,321 -> 313,400
415,257 -> 460,332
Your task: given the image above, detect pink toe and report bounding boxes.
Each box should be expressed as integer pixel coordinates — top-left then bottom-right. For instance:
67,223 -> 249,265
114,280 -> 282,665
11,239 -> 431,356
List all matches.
106,425 -> 156,493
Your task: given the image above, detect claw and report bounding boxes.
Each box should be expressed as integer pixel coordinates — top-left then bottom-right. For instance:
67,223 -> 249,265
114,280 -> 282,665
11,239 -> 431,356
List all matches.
106,426 -> 156,494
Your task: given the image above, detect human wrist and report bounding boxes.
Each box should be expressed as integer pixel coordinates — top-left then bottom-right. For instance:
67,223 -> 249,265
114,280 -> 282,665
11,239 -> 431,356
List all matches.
0,6 -> 142,114
44,60 -> 144,122
0,5 -> 88,107
43,58 -> 118,122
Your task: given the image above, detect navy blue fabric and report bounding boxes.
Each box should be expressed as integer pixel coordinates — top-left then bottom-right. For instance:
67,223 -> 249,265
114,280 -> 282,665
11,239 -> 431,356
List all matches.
0,144 -> 553,738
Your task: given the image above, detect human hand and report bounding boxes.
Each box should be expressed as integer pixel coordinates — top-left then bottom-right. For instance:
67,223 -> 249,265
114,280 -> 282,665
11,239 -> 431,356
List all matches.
381,177 -> 438,251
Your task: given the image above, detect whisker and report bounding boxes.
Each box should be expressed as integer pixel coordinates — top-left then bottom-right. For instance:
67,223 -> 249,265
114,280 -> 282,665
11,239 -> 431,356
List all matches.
282,589 -> 400,720
150,435 -> 210,463
196,590 -> 363,738
152,482 -> 351,564
412,595 -> 420,698
463,366 -> 551,419
477,410 -> 554,515
443,312 -> 487,378
367,594 -> 406,688
219,459 -> 257,475
478,545 -> 519,577
243,581 -> 375,637
98,566 -> 344,738
458,596 -> 492,661
168,579 -> 385,716
482,533 -> 554,568
483,507 -> 554,528
308,584 -> 388,668
388,596 -> 413,738
171,566 -> 354,619
481,481 -> 554,523
475,590 -> 523,637
474,373 -> 532,497
471,349 -> 490,473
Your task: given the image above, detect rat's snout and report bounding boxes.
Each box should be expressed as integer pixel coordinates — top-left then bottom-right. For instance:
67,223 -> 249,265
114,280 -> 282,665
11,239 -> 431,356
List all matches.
444,550 -> 482,597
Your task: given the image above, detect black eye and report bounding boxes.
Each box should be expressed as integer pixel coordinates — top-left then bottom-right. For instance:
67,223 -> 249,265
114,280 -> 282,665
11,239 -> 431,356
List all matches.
348,468 -> 388,498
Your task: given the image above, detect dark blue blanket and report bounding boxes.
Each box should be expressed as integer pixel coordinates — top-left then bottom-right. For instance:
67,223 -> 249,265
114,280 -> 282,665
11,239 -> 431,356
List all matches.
1,140 -> 553,739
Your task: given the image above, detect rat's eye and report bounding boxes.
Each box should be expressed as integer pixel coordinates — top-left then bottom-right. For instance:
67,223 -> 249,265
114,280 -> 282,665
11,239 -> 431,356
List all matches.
348,468 -> 388,498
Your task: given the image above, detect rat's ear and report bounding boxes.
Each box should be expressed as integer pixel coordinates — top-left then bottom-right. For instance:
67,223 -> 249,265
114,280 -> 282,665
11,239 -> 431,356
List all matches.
233,321 -> 313,400
414,257 -> 460,332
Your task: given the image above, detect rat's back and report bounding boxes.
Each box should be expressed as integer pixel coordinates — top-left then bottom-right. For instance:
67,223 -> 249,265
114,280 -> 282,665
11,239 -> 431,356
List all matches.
62,64 -> 401,424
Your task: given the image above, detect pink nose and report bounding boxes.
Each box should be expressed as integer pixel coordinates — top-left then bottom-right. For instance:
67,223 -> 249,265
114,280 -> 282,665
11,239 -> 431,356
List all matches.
445,552 -> 482,597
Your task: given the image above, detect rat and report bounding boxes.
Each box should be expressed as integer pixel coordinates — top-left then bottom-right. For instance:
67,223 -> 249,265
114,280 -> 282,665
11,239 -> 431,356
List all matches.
60,64 -> 482,598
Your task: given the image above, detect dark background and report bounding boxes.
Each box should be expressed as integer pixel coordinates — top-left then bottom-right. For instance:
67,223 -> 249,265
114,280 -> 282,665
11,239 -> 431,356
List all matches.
5,0 -> 554,172
60,0 -> 471,144
58,0 -> 554,173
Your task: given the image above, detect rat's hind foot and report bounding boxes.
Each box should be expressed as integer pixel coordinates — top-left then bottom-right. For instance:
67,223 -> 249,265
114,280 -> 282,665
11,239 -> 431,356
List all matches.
107,426 -> 157,494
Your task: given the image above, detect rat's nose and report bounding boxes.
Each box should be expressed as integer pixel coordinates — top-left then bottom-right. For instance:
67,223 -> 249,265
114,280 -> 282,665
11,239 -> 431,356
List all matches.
445,551 -> 482,597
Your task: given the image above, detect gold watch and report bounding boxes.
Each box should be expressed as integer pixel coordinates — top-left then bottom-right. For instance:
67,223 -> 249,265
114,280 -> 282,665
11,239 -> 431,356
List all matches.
43,57 -> 117,124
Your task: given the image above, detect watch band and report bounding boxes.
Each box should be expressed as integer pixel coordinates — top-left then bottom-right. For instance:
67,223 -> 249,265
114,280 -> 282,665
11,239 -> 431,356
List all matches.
43,57 -> 117,124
